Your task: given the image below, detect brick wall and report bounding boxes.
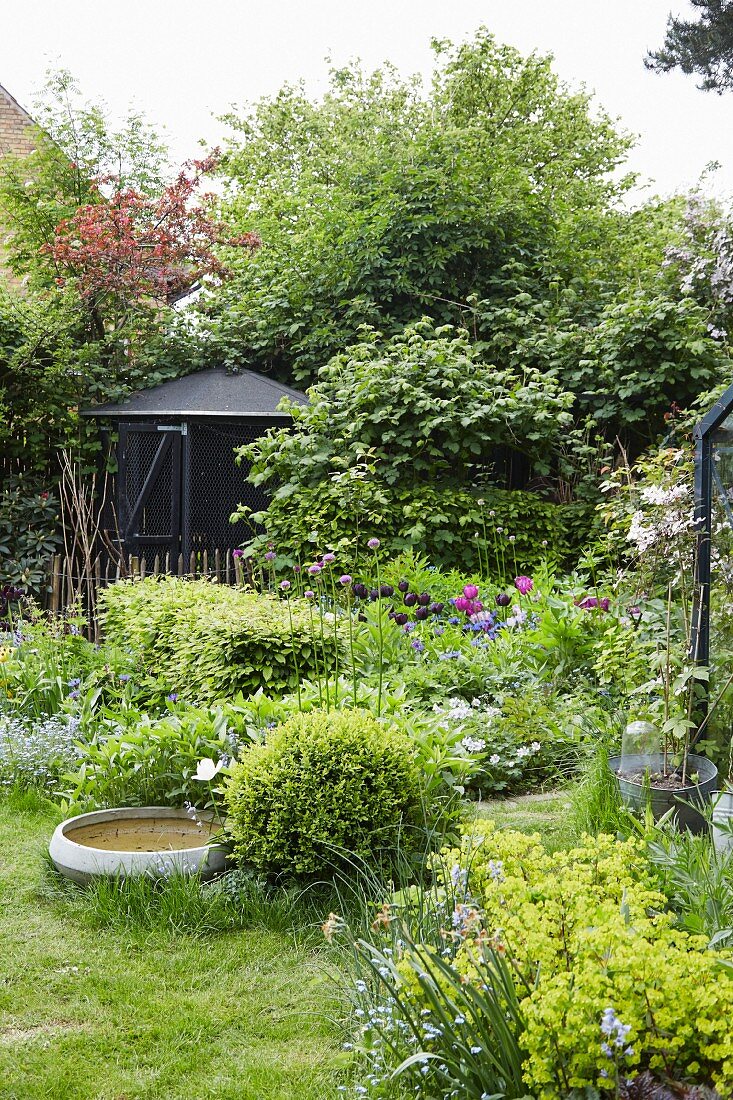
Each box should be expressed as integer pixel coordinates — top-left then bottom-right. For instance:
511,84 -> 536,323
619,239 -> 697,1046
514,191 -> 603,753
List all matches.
0,83 -> 36,157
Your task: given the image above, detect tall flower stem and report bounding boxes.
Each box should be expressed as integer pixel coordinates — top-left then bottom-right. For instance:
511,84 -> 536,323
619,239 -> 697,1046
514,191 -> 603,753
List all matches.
369,541 -> 384,718
306,596 -> 323,709
285,590 -> 302,712
348,595 -> 357,708
315,581 -> 331,712
326,569 -> 340,707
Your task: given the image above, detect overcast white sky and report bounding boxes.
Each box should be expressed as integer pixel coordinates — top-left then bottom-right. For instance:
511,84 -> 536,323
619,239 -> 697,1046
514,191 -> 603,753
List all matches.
1,1 -> 731,201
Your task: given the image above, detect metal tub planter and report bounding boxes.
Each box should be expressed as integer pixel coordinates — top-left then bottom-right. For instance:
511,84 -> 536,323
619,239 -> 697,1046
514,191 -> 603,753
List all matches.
609,753 -> 718,834
49,807 -> 228,885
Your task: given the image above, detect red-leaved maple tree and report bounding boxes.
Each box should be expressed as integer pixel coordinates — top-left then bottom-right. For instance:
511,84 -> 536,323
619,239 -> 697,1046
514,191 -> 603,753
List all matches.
45,151 -> 259,312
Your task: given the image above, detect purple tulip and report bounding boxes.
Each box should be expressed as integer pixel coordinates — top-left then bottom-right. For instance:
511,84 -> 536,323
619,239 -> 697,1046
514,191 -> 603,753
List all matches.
454,596 -> 471,613
496,593 -> 511,607
369,588 -> 379,601
397,580 -> 409,593
380,584 -> 394,597
415,607 -> 429,621
463,584 -> 479,599
514,576 -> 534,596
353,582 -> 369,599
429,602 -> 444,613
417,592 -> 430,607
394,612 -> 409,626
404,592 -> 418,607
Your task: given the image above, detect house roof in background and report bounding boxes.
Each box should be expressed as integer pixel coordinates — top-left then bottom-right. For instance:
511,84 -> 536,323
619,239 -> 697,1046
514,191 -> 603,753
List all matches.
0,82 -> 36,128
81,367 -> 307,418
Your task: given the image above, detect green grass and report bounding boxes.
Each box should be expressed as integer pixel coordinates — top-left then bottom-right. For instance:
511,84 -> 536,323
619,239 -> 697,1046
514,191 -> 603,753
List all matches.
473,790 -> 577,850
0,793 -> 347,1100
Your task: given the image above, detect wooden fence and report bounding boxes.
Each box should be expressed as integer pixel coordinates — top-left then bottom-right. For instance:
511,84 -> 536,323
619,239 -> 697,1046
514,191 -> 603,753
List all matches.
43,548 -> 252,638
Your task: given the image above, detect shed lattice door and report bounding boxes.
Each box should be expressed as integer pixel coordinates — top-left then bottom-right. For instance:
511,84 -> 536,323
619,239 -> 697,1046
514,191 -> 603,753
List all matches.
118,423 -> 182,564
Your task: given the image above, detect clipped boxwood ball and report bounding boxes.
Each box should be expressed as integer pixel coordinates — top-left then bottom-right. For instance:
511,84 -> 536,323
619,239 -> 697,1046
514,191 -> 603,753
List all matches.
224,709 -> 424,878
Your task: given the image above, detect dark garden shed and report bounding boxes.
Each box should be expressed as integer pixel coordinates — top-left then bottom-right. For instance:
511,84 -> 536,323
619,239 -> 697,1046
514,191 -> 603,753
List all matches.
82,367 -> 306,570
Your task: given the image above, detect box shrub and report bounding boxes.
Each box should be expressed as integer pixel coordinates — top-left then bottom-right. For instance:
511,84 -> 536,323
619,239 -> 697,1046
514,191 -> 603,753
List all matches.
99,576 -> 340,701
225,709 -> 424,877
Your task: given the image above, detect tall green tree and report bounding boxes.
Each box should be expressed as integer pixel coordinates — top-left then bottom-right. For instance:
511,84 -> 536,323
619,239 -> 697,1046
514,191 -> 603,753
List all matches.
205,30 -> 640,385
646,1 -> 733,92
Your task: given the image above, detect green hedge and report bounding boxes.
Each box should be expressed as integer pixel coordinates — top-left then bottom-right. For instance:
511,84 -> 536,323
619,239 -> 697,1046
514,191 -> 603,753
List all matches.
99,576 -> 339,701
248,482 -> 599,575
225,708 -> 424,877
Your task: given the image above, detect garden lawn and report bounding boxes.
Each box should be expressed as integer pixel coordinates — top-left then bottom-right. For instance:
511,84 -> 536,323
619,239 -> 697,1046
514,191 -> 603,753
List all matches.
0,795 -> 346,1100
474,790 -> 575,850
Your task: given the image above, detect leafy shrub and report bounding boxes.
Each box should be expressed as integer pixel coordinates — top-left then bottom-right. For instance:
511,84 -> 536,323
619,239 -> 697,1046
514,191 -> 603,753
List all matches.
64,704 -> 237,809
0,714 -> 82,792
1,614 -> 107,719
99,576 -> 340,701
244,482 -> 596,577
430,693 -> 593,797
0,478 -> 62,597
225,709 -> 424,878
234,321 -> 596,572
361,827 -> 733,1098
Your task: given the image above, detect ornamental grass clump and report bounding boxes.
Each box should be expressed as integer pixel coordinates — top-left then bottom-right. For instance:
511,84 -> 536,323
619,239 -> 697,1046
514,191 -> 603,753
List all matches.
225,709 -> 424,878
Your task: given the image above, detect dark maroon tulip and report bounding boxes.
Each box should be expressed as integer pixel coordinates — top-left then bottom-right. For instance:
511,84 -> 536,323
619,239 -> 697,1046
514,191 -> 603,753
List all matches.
352,582 -> 369,599
397,580 -> 410,593
357,612 -> 367,622
404,592 -> 418,607
417,592 -> 431,606
369,588 -> 379,601
394,612 -> 409,626
380,584 -> 394,598
429,602 -> 444,614
415,607 -> 429,621
496,592 -> 511,607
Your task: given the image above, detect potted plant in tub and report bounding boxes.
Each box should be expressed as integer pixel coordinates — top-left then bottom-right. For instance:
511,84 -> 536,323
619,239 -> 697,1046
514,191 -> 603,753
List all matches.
609,655 -> 718,833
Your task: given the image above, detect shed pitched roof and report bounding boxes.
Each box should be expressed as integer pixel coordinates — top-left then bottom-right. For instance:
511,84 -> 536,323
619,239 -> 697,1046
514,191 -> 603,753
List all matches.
81,367 -> 307,419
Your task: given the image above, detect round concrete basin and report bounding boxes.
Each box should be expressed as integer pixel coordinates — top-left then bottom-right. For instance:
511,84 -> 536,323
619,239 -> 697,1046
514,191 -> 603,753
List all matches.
49,807 -> 228,885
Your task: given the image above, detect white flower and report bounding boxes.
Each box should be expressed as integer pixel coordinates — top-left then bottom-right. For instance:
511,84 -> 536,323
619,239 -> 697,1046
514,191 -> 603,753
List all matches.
640,483 -> 689,506
516,746 -> 531,759
489,754 -> 501,765
193,757 -> 225,782
530,741 -> 541,753
461,736 -> 486,753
